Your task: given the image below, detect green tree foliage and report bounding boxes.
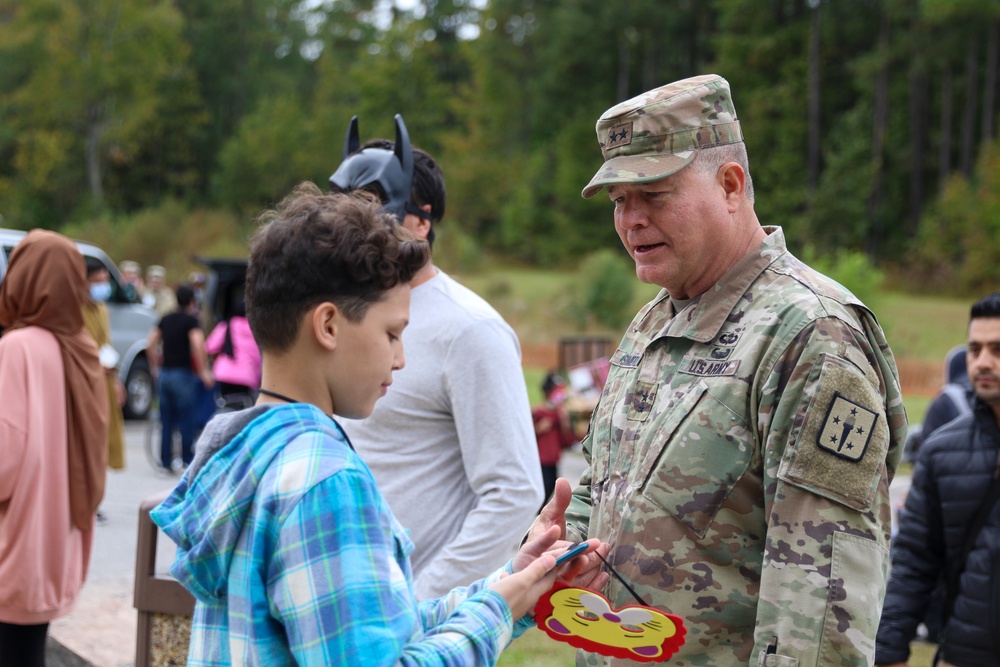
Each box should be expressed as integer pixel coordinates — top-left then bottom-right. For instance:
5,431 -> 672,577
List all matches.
0,0 -> 196,225
1,0 -> 1000,290
801,245 -> 887,314
911,137 -> 1000,294
570,248 -> 637,331
61,198 -> 249,279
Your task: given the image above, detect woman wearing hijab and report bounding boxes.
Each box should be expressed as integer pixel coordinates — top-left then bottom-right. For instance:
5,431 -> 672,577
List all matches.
0,230 -> 109,666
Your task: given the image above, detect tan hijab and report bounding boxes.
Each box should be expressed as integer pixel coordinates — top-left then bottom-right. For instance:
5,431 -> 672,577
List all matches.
0,230 -> 109,531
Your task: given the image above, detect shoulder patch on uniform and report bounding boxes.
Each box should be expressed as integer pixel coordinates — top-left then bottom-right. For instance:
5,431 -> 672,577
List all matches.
778,354 -> 889,511
816,393 -> 878,462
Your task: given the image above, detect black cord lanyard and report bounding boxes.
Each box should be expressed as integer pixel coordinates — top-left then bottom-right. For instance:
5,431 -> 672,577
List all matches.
594,549 -> 648,606
258,388 -> 302,405
257,388 -> 353,450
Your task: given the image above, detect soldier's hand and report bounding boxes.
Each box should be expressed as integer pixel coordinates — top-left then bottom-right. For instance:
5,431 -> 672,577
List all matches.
529,477 -> 572,543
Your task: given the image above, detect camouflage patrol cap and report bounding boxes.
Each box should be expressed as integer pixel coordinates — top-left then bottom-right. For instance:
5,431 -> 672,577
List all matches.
581,74 -> 743,198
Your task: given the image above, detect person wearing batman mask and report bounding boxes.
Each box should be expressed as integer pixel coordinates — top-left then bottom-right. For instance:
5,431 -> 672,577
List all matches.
331,115 -> 544,599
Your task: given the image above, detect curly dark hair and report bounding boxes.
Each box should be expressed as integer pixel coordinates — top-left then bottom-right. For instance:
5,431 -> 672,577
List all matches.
245,182 -> 429,353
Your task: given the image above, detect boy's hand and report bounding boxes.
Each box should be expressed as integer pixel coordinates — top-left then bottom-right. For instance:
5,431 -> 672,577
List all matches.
557,542 -> 609,591
490,553 -> 559,620
509,526 -> 609,612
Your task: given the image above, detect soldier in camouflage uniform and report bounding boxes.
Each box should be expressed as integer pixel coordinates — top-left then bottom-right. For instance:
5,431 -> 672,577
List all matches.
532,74 -> 907,666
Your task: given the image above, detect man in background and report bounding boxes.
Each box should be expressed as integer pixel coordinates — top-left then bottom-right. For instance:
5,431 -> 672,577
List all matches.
331,115 -> 543,599
147,284 -> 213,473
877,292 -> 1000,667
119,260 -> 144,301
143,265 -> 177,317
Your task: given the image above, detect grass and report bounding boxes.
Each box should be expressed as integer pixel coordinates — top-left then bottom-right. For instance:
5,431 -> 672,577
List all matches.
456,266 -> 660,346
877,292 -> 969,362
908,641 -> 938,666
497,628 -> 577,667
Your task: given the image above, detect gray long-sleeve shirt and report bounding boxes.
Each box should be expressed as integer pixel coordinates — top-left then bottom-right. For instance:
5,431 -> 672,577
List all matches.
341,270 -> 543,599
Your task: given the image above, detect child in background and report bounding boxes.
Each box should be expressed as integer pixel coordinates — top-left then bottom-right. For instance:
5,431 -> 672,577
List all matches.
151,184 -> 606,666
532,371 -> 576,508
204,298 -> 261,403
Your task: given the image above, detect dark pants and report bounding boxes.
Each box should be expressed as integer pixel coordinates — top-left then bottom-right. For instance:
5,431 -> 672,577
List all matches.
0,621 -> 49,667
158,368 -> 201,469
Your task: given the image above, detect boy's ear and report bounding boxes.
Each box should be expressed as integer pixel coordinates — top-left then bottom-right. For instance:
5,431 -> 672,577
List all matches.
311,302 -> 340,351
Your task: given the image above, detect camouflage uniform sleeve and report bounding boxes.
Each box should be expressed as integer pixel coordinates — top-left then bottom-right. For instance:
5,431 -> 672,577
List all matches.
564,432 -> 595,544
752,312 -> 904,666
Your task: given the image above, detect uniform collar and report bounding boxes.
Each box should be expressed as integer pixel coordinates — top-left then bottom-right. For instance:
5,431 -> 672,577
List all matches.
651,226 -> 787,343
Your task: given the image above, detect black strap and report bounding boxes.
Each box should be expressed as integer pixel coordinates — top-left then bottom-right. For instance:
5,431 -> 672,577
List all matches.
594,549 -> 647,607
257,389 -> 352,450
942,450 -> 1000,627
404,202 -> 432,220
258,388 -> 302,404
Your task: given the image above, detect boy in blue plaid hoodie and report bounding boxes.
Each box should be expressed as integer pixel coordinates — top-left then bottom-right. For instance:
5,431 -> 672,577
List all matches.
151,183 -> 606,666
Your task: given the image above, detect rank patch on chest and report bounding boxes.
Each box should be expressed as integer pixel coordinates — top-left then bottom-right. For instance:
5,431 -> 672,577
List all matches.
625,381 -> 658,421
817,392 -> 878,462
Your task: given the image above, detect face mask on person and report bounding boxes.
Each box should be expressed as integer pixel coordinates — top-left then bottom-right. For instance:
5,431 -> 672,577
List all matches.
89,282 -> 112,302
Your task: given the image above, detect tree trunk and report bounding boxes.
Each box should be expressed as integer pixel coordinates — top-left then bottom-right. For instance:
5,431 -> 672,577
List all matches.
867,7 -> 890,257
909,61 -> 926,237
85,103 -> 105,207
642,25 -> 658,92
940,63 -> 953,187
982,19 -> 998,142
961,34 -> 980,175
617,33 -> 630,101
807,1 -> 821,195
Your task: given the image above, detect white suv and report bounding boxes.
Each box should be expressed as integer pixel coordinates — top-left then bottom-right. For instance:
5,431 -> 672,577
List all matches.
0,229 -> 158,419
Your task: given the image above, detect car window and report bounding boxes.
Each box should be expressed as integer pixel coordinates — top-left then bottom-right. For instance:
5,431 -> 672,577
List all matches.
81,252 -> 140,304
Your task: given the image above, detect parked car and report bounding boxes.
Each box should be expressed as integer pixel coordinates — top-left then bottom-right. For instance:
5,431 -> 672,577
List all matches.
0,228 -> 158,419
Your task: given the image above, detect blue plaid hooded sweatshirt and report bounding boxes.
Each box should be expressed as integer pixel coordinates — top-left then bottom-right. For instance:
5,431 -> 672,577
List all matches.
151,404 -> 531,666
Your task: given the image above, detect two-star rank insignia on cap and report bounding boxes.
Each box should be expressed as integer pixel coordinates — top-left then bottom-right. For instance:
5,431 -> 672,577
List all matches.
817,392 -> 879,462
606,122 -> 632,147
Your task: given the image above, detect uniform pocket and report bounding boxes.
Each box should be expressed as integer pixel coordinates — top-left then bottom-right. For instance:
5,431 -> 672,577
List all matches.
638,380 -> 753,538
756,651 -> 798,667
817,531 -> 887,664
589,357 -> 641,490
